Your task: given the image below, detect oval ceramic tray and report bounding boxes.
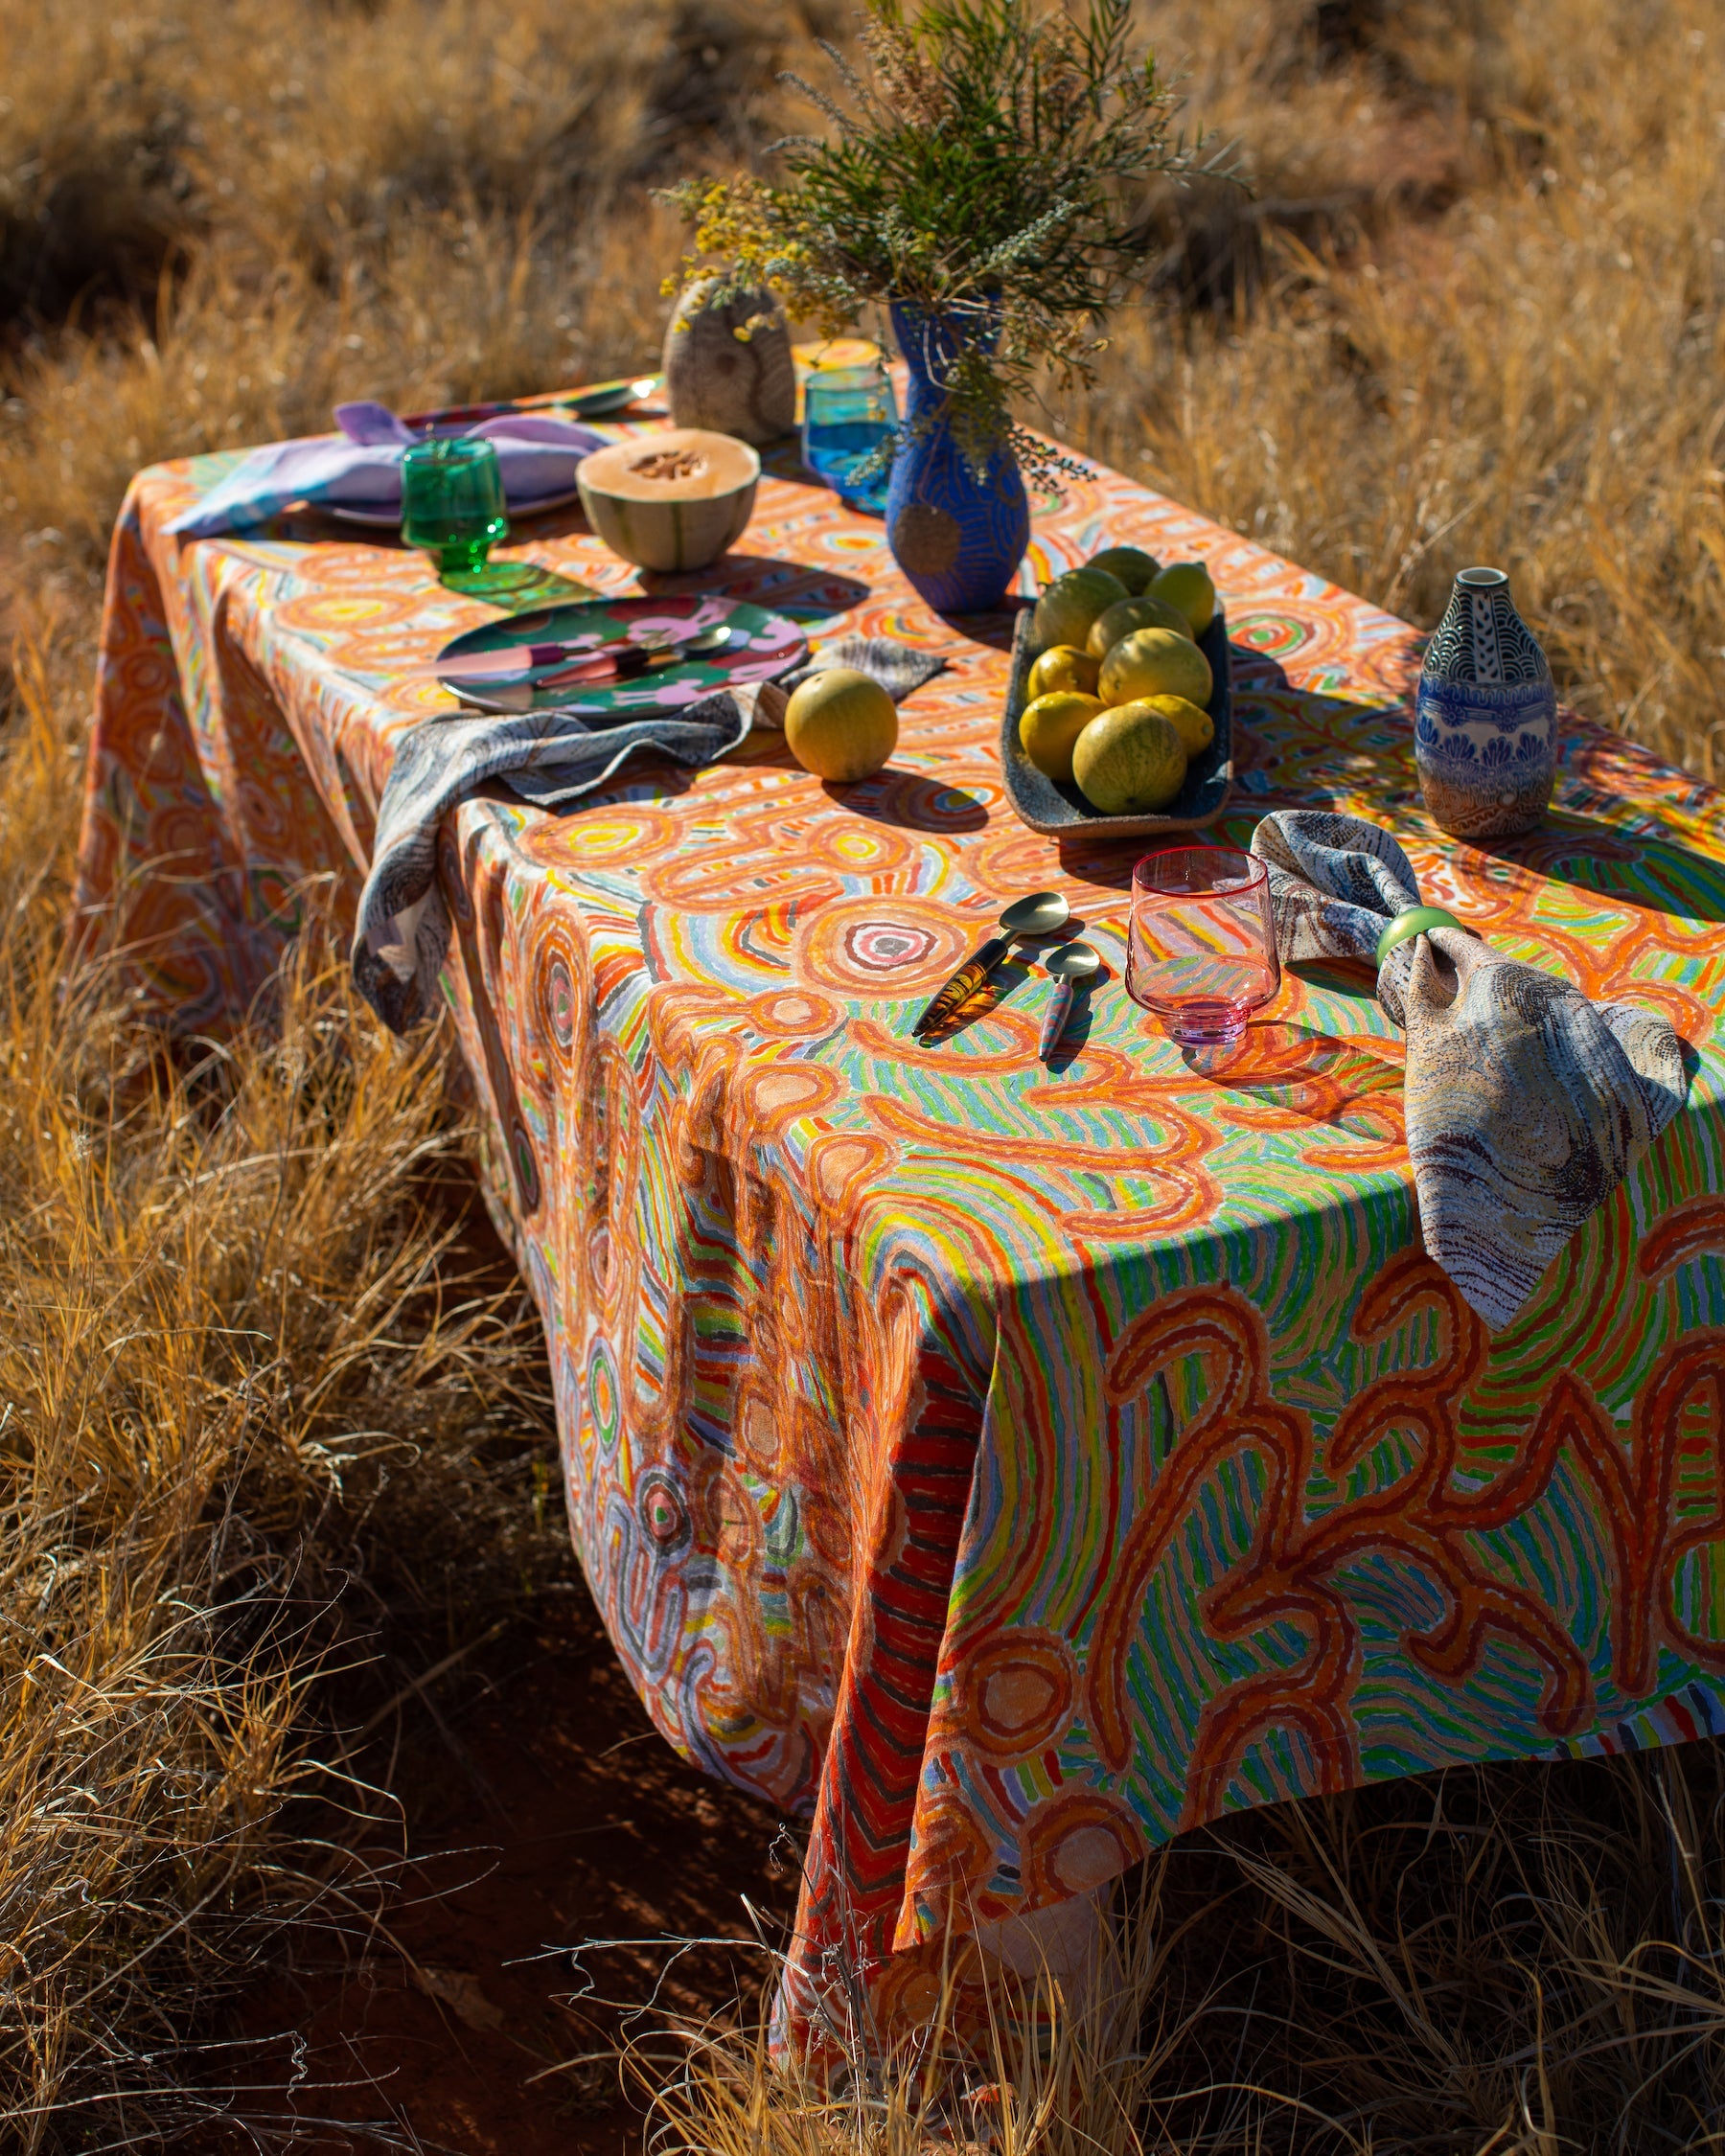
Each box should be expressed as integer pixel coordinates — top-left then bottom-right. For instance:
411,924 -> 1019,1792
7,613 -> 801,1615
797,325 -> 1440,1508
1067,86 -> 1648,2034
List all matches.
999,605 -> 1233,838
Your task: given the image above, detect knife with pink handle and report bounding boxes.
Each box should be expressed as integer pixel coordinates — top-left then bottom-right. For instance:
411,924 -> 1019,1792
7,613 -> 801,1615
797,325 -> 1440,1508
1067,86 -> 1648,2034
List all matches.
416,624 -> 736,688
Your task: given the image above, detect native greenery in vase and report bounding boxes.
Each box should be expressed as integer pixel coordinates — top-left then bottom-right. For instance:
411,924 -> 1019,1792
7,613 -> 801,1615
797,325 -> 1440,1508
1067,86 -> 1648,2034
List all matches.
660,0 -> 1232,613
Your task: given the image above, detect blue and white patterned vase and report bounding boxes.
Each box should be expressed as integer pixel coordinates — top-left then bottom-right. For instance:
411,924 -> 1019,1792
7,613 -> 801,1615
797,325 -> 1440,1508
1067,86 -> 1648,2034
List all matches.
1414,566 -> 1557,839
885,301 -> 1029,616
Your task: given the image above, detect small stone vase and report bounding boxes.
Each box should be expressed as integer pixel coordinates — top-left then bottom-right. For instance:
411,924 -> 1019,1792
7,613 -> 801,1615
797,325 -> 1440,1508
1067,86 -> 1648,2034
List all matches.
885,300 -> 1029,615
1414,566 -> 1557,839
662,281 -> 795,446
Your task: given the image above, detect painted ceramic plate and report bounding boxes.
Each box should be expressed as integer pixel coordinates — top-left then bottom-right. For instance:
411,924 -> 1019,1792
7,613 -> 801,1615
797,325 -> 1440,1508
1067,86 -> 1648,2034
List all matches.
330,483 -> 582,530
999,606 -> 1233,838
435,594 -> 808,716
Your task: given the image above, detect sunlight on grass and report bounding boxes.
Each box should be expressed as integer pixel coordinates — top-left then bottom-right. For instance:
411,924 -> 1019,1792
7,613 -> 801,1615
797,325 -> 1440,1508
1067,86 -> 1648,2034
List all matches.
3,0 -> 1725,2144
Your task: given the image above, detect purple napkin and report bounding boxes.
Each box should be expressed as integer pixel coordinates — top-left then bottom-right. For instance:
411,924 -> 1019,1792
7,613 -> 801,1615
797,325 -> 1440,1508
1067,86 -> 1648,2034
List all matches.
164,404 -> 607,539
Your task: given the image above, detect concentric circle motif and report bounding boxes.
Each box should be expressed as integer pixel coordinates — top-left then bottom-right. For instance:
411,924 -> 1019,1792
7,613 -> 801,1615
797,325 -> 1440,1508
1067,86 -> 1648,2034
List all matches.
1230,608 -> 1353,681
524,806 -> 682,874
587,1341 -> 621,1453
636,1467 -> 693,1556
960,1630 -> 1079,1760
301,544 -> 426,589
852,921 -> 936,971
808,1132 -> 898,1217
273,588 -> 422,639
796,895 -> 971,998
1022,1789 -> 1143,1903
532,927 -> 584,1060
246,864 -> 303,934
806,818 -> 913,875
545,954 -> 576,1047
740,1060 -> 842,1135
1227,608 -> 1313,662
748,989 -> 840,1040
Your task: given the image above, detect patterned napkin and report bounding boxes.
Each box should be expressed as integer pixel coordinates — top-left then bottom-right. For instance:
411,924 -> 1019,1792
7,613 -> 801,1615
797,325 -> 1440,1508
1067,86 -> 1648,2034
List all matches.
355,636 -> 947,1034
164,405 -> 606,539
1250,810 -> 1688,1330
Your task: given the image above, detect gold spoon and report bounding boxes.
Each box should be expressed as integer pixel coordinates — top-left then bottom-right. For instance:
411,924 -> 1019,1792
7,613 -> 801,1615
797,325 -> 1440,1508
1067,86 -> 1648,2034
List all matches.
912,890 -> 1070,1037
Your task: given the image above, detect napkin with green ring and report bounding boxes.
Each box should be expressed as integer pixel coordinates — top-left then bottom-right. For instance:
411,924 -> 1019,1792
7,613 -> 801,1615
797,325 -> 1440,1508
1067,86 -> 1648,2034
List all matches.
1250,810 -> 1688,1331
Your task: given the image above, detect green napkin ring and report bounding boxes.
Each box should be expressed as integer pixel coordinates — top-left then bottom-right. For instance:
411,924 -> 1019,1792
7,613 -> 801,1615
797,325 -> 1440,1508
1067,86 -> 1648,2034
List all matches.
1375,906 -> 1463,968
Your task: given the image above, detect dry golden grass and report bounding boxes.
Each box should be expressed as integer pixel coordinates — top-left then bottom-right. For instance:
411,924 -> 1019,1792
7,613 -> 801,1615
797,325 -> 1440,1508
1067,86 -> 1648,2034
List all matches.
638,1754 -> 1725,2153
4,0 -> 1725,2145
1063,0 -> 1725,777
0,608 -> 561,2145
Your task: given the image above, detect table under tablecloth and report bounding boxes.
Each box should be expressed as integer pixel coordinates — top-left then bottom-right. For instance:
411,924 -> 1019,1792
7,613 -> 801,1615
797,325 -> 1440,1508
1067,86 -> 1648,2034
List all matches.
75,408 -> 1725,2050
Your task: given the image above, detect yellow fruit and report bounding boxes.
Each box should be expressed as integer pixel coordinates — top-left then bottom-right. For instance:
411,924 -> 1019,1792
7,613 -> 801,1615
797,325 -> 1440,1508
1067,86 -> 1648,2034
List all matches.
1019,690 -> 1106,784
784,667 -> 898,782
1147,560 -> 1217,637
1032,565 -> 1128,654
1086,544 -> 1160,595
1086,594 -> 1193,659
1072,703 -> 1188,814
1026,643 -> 1101,700
1098,627 -> 1213,711
1127,692 -> 1213,758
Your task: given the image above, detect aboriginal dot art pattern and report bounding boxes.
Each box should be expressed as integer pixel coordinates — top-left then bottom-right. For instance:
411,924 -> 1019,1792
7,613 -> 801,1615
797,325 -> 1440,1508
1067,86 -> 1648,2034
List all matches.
75,406 -> 1725,2052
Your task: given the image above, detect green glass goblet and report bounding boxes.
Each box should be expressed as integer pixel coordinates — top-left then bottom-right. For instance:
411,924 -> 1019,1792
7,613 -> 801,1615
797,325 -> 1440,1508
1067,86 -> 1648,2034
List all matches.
401,436 -> 509,576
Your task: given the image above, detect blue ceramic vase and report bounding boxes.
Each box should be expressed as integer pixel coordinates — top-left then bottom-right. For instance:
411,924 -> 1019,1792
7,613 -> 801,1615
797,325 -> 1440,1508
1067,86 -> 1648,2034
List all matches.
885,301 -> 1029,615
1414,566 -> 1557,839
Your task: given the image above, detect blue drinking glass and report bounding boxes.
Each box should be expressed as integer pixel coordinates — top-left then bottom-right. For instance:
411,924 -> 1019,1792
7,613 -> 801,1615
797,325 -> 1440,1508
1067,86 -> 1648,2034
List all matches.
801,361 -> 899,516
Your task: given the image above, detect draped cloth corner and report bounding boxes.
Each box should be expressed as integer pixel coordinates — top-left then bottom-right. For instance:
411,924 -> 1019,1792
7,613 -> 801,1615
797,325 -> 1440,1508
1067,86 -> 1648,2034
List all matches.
353,635 -> 947,1035
1251,810 -> 1690,1331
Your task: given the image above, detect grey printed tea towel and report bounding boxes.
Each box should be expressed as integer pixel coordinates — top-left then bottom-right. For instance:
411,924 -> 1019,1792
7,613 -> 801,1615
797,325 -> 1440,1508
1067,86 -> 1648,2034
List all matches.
354,635 -> 946,1034
1250,810 -> 1688,1330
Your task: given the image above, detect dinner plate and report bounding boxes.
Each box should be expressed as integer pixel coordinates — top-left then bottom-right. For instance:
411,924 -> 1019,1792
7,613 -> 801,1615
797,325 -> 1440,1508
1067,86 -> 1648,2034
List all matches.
998,605 -> 1233,838
436,594 -> 807,716
330,483 -> 583,530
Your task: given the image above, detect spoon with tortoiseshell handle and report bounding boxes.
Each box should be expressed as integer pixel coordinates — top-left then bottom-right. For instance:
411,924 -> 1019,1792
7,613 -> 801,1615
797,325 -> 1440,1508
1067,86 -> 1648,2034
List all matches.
912,890 -> 1070,1038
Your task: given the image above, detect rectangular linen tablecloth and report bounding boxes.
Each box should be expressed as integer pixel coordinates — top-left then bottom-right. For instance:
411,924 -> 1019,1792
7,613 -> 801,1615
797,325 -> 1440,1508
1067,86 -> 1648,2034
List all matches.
76,409 -> 1725,2050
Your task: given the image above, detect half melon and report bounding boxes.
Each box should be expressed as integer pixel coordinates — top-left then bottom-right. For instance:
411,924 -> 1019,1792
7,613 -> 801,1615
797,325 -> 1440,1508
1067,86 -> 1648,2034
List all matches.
576,428 -> 759,573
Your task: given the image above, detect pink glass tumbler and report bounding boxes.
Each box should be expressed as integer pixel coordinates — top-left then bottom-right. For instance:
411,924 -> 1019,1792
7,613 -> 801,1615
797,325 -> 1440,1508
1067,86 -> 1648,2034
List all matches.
1125,847 -> 1280,1056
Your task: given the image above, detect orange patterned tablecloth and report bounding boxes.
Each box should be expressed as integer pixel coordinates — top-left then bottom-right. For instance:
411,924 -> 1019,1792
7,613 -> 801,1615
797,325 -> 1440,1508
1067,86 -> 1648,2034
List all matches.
76,418 -> 1725,2049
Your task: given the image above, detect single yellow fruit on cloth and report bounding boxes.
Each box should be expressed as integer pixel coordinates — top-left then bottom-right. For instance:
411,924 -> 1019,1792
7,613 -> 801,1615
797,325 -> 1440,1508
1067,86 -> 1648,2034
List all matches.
1019,690 -> 1106,784
784,667 -> 898,782
1026,643 -> 1101,700
1098,626 -> 1213,711
1086,593 -> 1192,659
1072,702 -> 1188,814
1032,565 -> 1128,654
1148,560 -> 1217,637
1126,692 -> 1213,758
1086,543 -> 1160,594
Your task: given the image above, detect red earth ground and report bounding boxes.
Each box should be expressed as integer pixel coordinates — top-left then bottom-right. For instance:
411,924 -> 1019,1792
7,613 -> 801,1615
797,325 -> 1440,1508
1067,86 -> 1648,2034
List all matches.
212,1585 -> 797,2154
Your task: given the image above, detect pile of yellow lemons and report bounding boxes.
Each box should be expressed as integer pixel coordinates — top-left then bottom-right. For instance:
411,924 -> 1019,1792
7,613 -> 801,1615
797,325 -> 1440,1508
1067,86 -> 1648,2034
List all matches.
1019,547 -> 1218,814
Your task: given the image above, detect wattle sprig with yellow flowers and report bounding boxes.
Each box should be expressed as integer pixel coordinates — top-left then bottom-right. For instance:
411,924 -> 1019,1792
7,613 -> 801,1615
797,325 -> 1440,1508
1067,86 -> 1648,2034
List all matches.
659,0 -> 1240,485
